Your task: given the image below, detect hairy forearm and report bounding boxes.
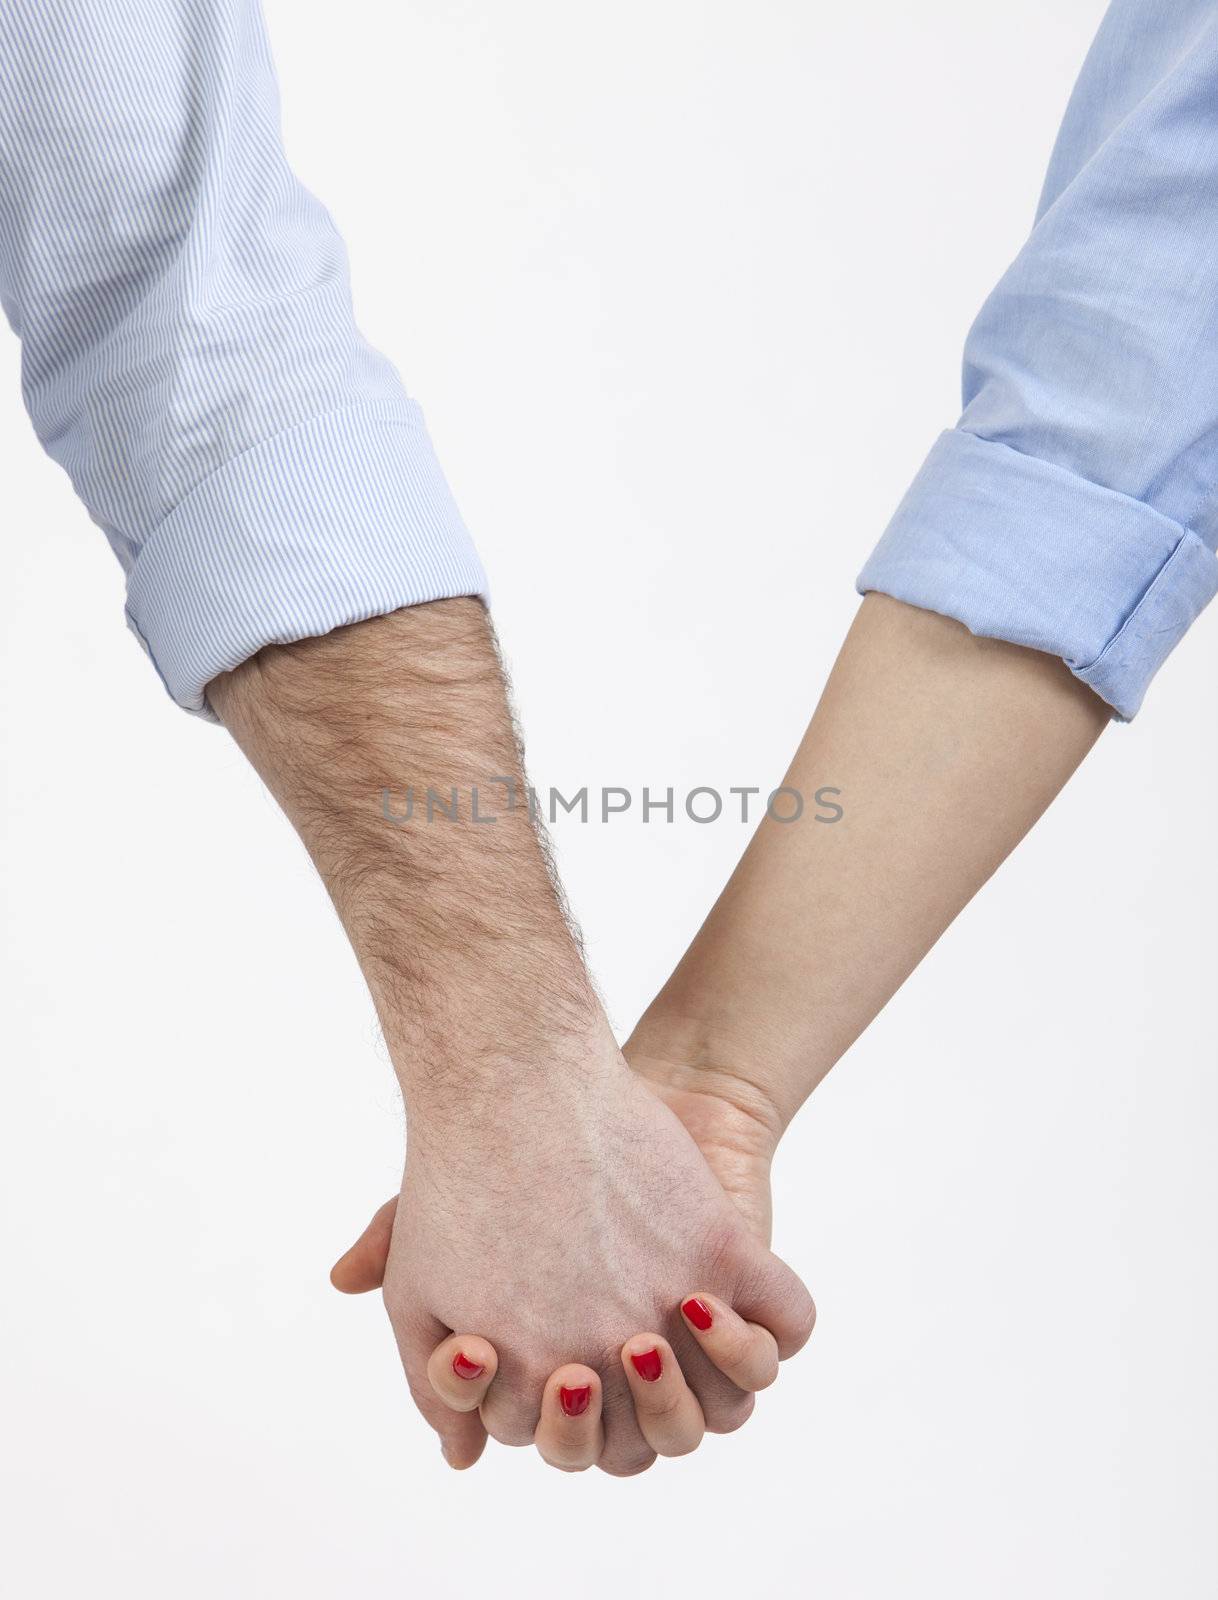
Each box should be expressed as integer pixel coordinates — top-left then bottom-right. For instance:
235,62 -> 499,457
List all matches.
208,600 -> 600,1108
632,594 -> 1111,1129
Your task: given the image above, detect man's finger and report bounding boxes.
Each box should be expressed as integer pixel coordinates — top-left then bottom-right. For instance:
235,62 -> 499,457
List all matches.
329,1195 -> 396,1292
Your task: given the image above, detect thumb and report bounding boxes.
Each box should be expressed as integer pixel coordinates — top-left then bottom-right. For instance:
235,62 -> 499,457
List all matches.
330,1195 -> 397,1293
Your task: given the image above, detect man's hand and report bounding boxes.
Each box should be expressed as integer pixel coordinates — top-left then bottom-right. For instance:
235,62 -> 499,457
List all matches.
381,1023 -> 811,1475
332,1018 -> 801,1471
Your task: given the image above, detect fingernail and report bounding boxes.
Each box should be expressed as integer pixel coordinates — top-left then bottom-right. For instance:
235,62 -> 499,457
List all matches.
630,1348 -> 663,1382
682,1296 -> 714,1331
452,1351 -> 485,1380
559,1384 -> 591,1417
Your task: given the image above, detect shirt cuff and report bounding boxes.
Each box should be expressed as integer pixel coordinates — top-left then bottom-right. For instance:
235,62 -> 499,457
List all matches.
856,429 -> 1218,719
123,398 -> 489,719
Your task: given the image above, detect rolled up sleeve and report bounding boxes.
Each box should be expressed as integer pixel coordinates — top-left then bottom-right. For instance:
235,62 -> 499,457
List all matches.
0,0 -> 487,717
858,0 -> 1218,718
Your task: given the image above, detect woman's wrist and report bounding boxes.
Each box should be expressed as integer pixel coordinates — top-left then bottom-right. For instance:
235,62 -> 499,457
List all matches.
625,993 -> 826,1149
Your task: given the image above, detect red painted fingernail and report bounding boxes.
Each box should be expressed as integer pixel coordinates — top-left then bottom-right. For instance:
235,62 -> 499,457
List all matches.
630,1348 -> 663,1382
682,1296 -> 714,1331
452,1351 -> 484,1380
559,1384 -> 591,1417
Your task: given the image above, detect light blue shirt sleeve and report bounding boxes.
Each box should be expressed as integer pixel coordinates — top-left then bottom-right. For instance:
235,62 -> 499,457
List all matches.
0,0 -> 488,717
857,0 -> 1218,718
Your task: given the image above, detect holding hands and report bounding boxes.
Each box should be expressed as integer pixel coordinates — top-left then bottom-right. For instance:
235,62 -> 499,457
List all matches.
212,594 -> 1107,1483
331,1017 -> 811,1474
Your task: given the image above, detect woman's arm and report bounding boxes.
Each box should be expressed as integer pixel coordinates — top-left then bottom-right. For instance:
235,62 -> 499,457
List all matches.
629,594 -> 1111,1133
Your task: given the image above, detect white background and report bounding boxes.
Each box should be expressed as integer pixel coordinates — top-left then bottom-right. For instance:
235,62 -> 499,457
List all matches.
2,1 -> 1215,1595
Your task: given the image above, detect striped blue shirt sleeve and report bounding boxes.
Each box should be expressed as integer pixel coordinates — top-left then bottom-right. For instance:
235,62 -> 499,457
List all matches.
858,0 -> 1218,719
0,0 -> 488,718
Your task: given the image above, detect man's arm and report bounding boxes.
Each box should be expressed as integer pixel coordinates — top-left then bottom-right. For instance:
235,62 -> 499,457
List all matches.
209,598 -> 815,1476
208,599 -> 596,1093
0,1 -> 815,1473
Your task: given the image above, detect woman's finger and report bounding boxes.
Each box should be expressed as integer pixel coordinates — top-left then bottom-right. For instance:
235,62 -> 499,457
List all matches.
533,1365 -> 604,1472
426,1332 -> 499,1414
399,1329 -> 489,1471
679,1292 -> 780,1391
619,1334 -> 705,1457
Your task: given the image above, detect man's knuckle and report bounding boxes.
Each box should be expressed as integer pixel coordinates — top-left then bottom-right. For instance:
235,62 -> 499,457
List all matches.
598,1449 -> 657,1478
794,1298 -> 818,1344
749,1358 -> 780,1392
539,1449 -> 593,1473
661,1433 -> 702,1459
479,1393 -> 538,1447
705,1394 -> 755,1435
483,1418 -> 534,1447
